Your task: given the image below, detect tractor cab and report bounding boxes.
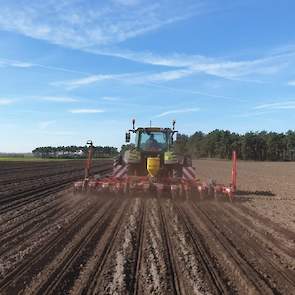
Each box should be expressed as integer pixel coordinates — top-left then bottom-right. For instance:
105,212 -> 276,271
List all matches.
135,128 -> 172,153
123,120 -> 179,176
126,120 -> 177,154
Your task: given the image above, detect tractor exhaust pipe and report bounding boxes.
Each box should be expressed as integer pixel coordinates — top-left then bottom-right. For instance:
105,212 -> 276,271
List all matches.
84,140 -> 94,181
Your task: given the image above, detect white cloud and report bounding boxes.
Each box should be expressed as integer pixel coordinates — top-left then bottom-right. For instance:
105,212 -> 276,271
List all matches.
0,98 -> 14,105
97,49 -> 290,80
0,0 -> 292,89
0,58 -> 33,68
39,120 -> 56,129
67,75 -> 108,87
39,96 -> 79,102
9,61 -> 33,68
254,101 -> 295,110
52,49 -> 292,90
0,1 -> 200,47
5,50 -> 286,88
1,1 -> 292,88
156,107 -> 200,117
52,69 -> 194,90
138,69 -> 194,82
51,64 -> 268,93
69,109 -> 105,114
52,74 -> 133,89
0,57 -> 90,75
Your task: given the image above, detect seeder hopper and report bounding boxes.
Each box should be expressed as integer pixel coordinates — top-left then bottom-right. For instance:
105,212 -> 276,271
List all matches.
73,120 -> 237,201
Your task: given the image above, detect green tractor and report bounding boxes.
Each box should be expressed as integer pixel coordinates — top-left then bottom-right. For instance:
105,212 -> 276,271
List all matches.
114,120 -> 195,181
74,120 -> 237,200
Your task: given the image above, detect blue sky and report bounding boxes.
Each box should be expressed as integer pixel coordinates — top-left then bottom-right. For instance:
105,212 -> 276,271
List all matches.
1,0 -> 295,152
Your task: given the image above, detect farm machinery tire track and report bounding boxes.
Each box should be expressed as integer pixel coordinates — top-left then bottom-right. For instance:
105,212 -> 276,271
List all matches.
158,200 -> 183,295
0,193 -> 88,260
195,202 -> 295,294
0,196 -> 109,293
76,198 -> 131,295
0,162 -> 112,214
33,199 -> 127,295
131,199 -> 146,295
170,201 -> 230,295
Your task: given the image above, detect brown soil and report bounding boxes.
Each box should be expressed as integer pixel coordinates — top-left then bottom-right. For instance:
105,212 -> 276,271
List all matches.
0,160 -> 294,294
194,159 -> 295,232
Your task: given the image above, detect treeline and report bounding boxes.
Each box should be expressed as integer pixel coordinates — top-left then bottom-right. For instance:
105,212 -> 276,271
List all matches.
32,145 -> 118,159
0,153 -> 28,158
175,130 -> 295,161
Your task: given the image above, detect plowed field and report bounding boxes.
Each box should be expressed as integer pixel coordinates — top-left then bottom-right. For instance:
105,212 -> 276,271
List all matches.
0,160 -> 294,294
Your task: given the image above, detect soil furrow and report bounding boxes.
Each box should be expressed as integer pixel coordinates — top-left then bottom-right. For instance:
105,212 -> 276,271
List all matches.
185,202 -> 274,295
199,203 -> 295,294
29,198 -> 122,295
0,195 -> 104,293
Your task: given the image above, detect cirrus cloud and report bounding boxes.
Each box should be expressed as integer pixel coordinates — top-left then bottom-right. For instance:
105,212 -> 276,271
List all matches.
69,108 -> 105,114
0,1 -> 201,47
254,101 -> 295,110
156,107 -> 200,117
0,98 -> 14,105
39,96 -> 79,103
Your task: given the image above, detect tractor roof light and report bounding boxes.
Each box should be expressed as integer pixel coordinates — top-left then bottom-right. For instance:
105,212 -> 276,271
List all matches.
86,140 -> 93,147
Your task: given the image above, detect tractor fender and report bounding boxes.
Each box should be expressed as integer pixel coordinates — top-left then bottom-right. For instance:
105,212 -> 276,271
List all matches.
123,149 -> 141,164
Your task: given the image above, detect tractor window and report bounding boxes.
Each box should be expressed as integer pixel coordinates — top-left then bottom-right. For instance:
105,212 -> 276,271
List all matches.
139,132 -> 168,152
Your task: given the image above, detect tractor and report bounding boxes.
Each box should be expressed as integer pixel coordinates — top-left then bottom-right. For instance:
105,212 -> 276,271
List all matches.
114,119 -> 194,180
73,120 -> 237,200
